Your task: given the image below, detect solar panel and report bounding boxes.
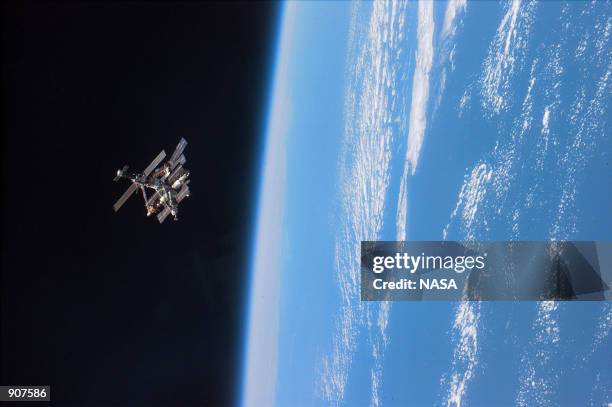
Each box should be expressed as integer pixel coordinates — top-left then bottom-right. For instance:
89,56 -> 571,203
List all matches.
168,165 -> 185,185
143,150 -> 166,176
176,184 -> 190,203
157,206 -> 171,224
170,155 -> 186,172
113,183 -> 138,212
169,138 -> 187,164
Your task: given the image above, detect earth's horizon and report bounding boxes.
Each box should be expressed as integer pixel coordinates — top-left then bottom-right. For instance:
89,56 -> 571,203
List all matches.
242,1 -> 612,406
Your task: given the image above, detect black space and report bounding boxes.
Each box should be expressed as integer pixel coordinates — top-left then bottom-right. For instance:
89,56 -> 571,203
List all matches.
1,2 -> 278,405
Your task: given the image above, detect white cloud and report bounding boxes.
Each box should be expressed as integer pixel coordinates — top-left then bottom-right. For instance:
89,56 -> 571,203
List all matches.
516,302 -> 561,407
480,0 -> 536,115
441,0 -> 467,41
445,302 -> 480,407
541,106 -> 550,135
432,0 -> 467,115
396,0 -> 435,242
441,163 -> 490,407
442,162 -> 492,240
405,0 -> 434,174
582,303 -> 612,363
320,2 -> 408,403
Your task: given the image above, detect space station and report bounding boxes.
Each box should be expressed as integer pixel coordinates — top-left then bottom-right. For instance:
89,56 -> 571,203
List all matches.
113,138 -> 190,223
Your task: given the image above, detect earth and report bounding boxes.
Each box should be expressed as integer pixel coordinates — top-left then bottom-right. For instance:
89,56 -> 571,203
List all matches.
242,1 -> 612,406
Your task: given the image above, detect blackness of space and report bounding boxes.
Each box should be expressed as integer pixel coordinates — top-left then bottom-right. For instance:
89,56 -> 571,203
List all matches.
1,2 -> 278,405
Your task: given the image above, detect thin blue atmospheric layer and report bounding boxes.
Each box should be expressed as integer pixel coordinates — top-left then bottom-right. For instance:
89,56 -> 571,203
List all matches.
238,2 -> 287,407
